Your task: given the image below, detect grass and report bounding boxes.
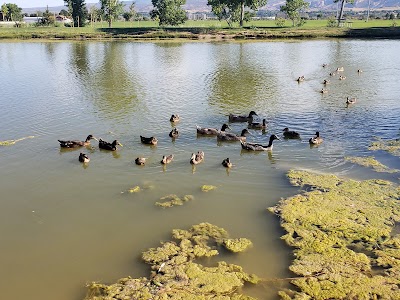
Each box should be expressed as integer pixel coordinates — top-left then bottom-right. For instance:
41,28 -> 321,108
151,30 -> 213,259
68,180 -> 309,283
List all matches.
0,19 -> 399,40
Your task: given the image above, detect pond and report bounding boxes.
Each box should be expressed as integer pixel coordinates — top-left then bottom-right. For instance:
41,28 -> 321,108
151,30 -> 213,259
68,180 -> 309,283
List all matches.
0,39 -> 399,300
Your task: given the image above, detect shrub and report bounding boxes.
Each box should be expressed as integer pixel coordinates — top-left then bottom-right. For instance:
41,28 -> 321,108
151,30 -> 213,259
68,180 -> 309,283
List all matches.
275,17 -> 286,27
327,16 -> 337,27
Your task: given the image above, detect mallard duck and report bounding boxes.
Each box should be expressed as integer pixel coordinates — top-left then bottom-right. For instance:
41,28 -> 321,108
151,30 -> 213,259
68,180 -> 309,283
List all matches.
357,69 -> 363,73
196,123 -> 230,135
190,151 -> 204,165
283,128 -> 300,139
161,154 -> 174,165
58,135 -> 97,148
169,128 -> 179,138
78,152 -> 90,163
322,63 -> 328,68
140,136 -> 158,145
240,135 -> 280,151
296,76 -> 305,82
320,88 -> 328,94
135,157 -> 146,165
339,75 -> 346,80
329,72 -> 336,76
170,114 -> 180,123
217,129 -> 250,142
336,67 -> 344,72
309,131 -> 323,145
248,119 -> 267,130
346,97 -> 357,105
99,139 -> 122,151
323,79 -> 330,85
228,111 -> 257,122
222,158 -> 232,168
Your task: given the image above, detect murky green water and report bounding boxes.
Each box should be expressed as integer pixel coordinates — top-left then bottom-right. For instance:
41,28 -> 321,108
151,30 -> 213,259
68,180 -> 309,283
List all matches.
0,40 -> 399,300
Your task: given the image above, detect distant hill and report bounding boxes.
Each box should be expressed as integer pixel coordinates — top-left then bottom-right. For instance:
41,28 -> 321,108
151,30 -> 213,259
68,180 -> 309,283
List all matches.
21,0 -> 400,15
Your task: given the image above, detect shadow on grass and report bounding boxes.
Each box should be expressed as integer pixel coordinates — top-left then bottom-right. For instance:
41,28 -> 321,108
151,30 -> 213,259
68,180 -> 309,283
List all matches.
97,27 -> 223,35
345,26 -> 400,38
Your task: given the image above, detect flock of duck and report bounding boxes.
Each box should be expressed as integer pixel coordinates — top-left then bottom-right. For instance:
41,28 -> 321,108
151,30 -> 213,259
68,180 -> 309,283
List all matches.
58,111 -> 323,168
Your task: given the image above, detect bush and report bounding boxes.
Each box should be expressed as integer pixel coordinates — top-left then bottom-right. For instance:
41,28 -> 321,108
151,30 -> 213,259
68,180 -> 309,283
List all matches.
275,17 -> 286,27
327,16 -> 337,27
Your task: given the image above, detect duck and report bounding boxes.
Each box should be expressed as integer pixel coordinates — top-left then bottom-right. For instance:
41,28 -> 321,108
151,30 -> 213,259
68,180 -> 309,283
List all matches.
78,152 -> 90,163
196,123 -> 230,135
357,69 -> 363,73
346,97 -> 357,105
320,88 -> 328,94
99,139 -> 122,151
170,114 -> 180,123
58,135 -> 97,148
336,67 -> 344,72
248,119 -> 267,130
190,151 -> 204,165
169,128 -> 179,138
339,75 -> 346,80
283,128 -> 300,139
161,154 -> 174,165
222,158 -> 232,168
323,79 -> 330,85
296,76 -> 305,82
135,157 -> 146,165
309,131 -> 323,145
140,135 -> 158,145
240,134 -> 280,151
322,63 -> 328,68
217,129 -> 250,142
329,72 -> 336,76
228,111 -> 257,122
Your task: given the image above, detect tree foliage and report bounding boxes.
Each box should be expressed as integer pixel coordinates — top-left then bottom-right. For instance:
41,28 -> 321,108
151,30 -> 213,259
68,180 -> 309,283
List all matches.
37,6 -> 55,26
333,0 -> 354,26
1,3 -> 22,21
207,0 -> 267,27
64,0 -> 88,27
280,0 -> 309,26
150,0 -> 187,26
100,0 -> 124,28
123,2 -> 137,21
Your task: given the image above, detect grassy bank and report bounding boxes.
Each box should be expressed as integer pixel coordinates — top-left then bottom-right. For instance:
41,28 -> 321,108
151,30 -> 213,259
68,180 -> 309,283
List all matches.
0,19 -> 399,40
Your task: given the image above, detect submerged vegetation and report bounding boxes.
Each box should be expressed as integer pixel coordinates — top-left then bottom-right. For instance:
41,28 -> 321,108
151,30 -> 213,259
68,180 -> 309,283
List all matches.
155,194 -> 194,208
201,185 -> 217,192
269,170 -> 400,299
0,135 -> 35,146
345,156 -> 399,173
85,222 -> 258,300
369,138 -> 400,157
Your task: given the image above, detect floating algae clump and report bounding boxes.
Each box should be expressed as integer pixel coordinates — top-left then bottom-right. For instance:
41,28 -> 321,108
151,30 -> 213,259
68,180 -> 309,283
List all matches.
270,170 -> 400,299
223,238 -> 253,253
128,186 -> 141,193
201,185 -> 217,192
85,222 -> 258,300
155,194 -> 194,208
345,156 -> 399,173
0,136 -> 35,146
369,138 -> 400,157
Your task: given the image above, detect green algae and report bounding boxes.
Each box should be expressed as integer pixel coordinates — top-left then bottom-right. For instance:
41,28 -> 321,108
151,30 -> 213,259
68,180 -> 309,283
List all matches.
128,186 -> 141,193
155,194 -> 194,208
222,238 -> 253,253
0,135 -> 35,146
85,223 -> 258,300
369,138 -> 400,157
270,170 -> 400,299
201,185 -> 217,192
345,156 -> 399,173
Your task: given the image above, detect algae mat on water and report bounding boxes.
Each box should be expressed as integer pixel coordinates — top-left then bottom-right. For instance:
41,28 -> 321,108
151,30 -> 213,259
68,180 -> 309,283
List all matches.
85,223 -> 257,300
269,170 -> 400,299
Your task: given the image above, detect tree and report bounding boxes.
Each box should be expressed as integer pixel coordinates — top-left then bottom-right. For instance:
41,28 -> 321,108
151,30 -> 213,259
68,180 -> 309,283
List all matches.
280,0 -> 309,27
333,0 -> 354,26
64,0 -> 88,27
100,0 -> 124,28
207,0 -> 266,27
38,6 -> 55,26
59,9 -> 69,16
3,3 -> 22,21
122,2 -> 136,21
150,0 -> 187,26
1,3 -> 8,21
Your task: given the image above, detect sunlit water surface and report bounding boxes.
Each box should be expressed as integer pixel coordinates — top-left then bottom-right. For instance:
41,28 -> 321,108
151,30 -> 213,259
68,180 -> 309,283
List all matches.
0,40 -> 400,300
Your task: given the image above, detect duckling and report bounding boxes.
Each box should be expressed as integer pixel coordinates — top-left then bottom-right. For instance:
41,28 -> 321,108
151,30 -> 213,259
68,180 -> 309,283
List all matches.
346,97 -> 357,105
170,114 -> 180,123
322,63 -> 328,68
228,111 -> 257,122
135,157 -> 146,165
339,75 -> 346,80
320,88 -> 328,94
240,134 -> 280,151
323,79 -> 330,85
99,139 -> 122,151
357,69 -> 363,73
58,135 -> 97,148
190,151 -> 204,165
329,72 -> 336,76
336,67 -> 344,72
197,123 -> 230,135
248,119 -> 267,130
78,152 -> 90,163
283,128 -> 300,139
169,128 -> 179,138
140,135 -> 158,145
217,129 -> 250,142
222,158 -> 232,168
161,154 -> 174,165
309,131 -> 323,145
296,75 -> 305,82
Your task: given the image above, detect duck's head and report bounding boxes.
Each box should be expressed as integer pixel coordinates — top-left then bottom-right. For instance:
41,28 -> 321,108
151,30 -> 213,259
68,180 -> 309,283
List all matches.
283,128 -> 289,132
249,111 -> 258,117
112,140 -> 123,147
315,131 -> 320,137
86,135 -> 98,142
270,134 -> 280,141
221,123 -> 231,131
241,129 -> 250,136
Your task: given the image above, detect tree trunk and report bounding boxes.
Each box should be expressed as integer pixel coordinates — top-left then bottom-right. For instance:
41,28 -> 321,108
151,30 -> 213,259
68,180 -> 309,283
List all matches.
108,19 -> 112,28
337,0 -> 346,26
239,0 -> 244,27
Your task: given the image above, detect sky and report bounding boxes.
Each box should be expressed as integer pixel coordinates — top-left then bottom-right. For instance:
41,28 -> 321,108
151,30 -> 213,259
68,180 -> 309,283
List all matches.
10,1 -> 97,8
